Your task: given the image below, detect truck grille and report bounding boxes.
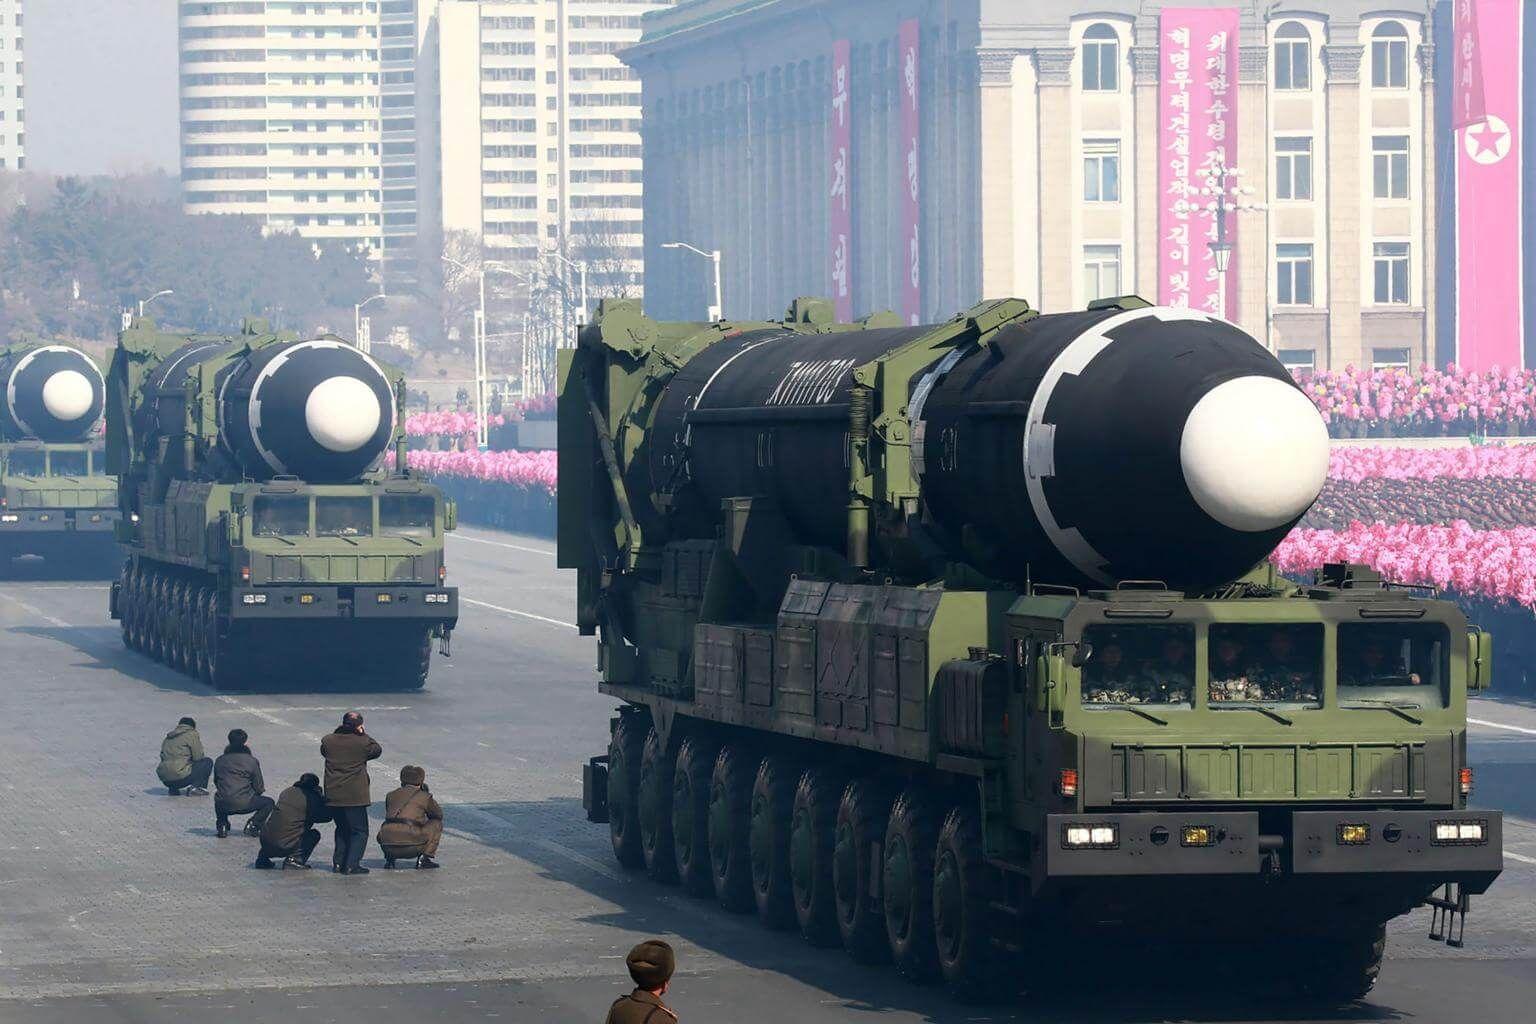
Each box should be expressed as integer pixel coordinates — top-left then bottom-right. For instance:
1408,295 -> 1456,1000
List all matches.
264,553 -> 426,583
1108,743 -> 1427,802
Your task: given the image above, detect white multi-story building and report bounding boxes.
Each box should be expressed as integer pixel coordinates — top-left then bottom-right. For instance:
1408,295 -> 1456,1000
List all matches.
178,0 -> 425,286
0,0 -> 22,172
430,0 -> 665,310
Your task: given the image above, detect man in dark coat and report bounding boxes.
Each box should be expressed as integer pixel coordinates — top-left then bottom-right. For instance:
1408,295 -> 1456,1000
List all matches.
157,717 -> 213,795
604,940 -> 679,1024
213,728 -> 275,838
321,710 -> 382,875
255,773 -> 331,870
377,765 -> 445,869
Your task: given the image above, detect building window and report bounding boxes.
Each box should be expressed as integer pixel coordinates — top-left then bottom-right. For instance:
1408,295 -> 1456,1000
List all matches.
1273,22 -> 1311,91
1371,22 -> 1409,89
1083,245 -> 1122,301
1278,348 -> 1317,373
1373,243 -> 1410,303
1083,140 -> 1120,202
1275,137 -> 1312,200
1276,244 -> 1314,305
1372,347 -> 1411,370
1372,135 -> 1409,199
1081,23 -> 1119,93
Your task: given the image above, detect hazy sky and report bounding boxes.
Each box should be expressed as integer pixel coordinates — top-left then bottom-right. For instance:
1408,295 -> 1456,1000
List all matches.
27,0 -> 180,175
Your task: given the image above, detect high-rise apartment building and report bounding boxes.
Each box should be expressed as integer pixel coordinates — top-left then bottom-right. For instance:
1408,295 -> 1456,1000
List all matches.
431,0 -> 665,307
0,0 -> 22,172
177,0 -> 424,285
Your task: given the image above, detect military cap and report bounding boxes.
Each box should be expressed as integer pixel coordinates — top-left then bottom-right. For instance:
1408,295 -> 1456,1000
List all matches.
401,765 -> 426,785
626,939 -> 676,990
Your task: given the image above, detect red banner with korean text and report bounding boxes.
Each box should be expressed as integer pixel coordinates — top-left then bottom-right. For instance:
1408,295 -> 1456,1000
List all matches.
829,39 -> 853,321
1456,0 -> 1524,370
1157,8 -> 1239,317
898,19 -> 922,325
1452,0 -> 1487,129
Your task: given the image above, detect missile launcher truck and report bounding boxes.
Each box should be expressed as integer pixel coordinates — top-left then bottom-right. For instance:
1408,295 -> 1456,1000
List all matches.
0,343 -> 118,573
565,296 -> 1504,1002
107,318 -> 459,690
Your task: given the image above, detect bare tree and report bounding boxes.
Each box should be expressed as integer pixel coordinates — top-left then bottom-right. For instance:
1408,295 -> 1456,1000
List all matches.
569,229 -> 642,302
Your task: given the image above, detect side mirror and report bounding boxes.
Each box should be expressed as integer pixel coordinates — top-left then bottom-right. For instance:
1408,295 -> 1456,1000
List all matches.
1071,642 -> 1094,669
1467,628 -> 1493,692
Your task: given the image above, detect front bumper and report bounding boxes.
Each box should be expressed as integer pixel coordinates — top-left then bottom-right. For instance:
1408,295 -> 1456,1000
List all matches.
1044,809 -> 1503,892
229,584 -> 459,624
0,508 -> 117,533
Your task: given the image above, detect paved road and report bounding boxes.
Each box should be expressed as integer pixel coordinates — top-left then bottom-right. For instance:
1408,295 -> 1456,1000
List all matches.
0,525 -> 1532,1023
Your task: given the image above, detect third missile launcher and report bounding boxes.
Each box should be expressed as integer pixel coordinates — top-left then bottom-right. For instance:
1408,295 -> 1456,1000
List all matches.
107,318 -> 458,690
565,296 -> 1503,1003
0,343 -> 118,572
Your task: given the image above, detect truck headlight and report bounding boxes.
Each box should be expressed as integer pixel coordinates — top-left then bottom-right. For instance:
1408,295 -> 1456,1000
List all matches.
1181,825 -> 1215,847
1062,823 -> 1118,849
1338,824 -> 1370,845
376,593 -> 393,604
299,593 -> 315,605
0,514 -> 16,524
424,592 -> 448,604
242,593 -> 268,606
1432,820 -> 1487,845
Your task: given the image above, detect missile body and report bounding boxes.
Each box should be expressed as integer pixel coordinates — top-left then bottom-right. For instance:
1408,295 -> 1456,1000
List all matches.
0,345 -> 107,443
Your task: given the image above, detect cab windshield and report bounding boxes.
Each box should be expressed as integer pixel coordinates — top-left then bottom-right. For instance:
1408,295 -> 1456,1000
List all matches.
1338,623 -> 1447,709
7,451 -> 47,476
316,497 -> 373,538
380,495 -> 435,537
1209,624 -> 1323,708
50,450 -> 89,476
1082,624 -> 1195,707
252,496 -> 309,537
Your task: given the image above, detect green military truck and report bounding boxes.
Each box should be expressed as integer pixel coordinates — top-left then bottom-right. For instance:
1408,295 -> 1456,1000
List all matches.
0,343 -> 118,574
107,318 -> 458,690
564,297 -> 1503,1002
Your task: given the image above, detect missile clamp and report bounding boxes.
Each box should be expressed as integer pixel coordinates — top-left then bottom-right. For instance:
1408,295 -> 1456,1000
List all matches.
0,343 -> 119,572
563,296 -> 1502,1002
107,318 -> 458,690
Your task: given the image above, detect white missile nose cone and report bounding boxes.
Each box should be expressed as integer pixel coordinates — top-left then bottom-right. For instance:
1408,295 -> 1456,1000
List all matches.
1180,375 -> 1329,532
42,369 -> 95,421
305,375 -> 381,453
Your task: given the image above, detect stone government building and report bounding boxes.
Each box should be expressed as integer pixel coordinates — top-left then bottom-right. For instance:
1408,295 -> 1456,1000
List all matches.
626,0 -> 1455,374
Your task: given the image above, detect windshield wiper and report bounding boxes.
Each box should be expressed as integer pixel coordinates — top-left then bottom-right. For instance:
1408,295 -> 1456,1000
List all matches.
1211,703 -> 1294,725
1341,700 -> 1423,724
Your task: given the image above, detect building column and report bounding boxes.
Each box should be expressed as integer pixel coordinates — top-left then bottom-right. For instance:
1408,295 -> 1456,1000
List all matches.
1323,43 -> 1365,370
977,48 -> 1021,301
1236,45 -> 1269,343
1418,41 -> 1437,371
1033,47 -> 1075,313
1130,45 -> 1160,301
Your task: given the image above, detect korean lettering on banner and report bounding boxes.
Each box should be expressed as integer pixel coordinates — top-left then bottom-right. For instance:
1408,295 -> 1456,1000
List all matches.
898,19 -> 922,326
829,39 -> 853,321
1452,0 -> 1487,129
1157,8 -> 1239,316
1456,0 -> 1524,370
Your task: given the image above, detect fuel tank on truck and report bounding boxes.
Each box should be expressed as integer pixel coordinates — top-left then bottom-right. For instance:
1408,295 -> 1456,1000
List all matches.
643,304 -> 1328,592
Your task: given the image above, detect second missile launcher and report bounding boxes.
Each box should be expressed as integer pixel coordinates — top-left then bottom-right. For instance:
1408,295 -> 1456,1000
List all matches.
107,318 -> 459,690
0,343 -> 119,573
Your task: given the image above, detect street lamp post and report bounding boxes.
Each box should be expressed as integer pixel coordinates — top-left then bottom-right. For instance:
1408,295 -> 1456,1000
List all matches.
354,292 -> 387,355
662,241 -> 722,321
138,289 -> 174,318
1201,165 -> 1263,322
444,255 -> 534,447
547,252 -> 589,330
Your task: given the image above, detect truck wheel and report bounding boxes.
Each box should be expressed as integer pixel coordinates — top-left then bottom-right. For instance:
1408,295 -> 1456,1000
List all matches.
606,713 -> 647,869
170,581 -> 189,673
708,743 -> 757,913
834,779 -> 892,963
883,787 -> 941,981
791,767 -> 843,946
148,575 -> 167,663
933,804 -> 1013,1001
1296,924 -> 1387,1003
393,628 -> 431,690
204,593 -> 242,691
638,727 -> 677,883
188,587 -> 207,681
749,755 -> 797,929
672,736 -> 719,897
118,565 -> 134,649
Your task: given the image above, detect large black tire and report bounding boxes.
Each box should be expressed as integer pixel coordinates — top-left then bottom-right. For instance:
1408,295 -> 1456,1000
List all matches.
147,574 -> 166,663
189,586 -> 210,683
708,743 -> 758,913
933,804 -> 1013,1001
883,787 -> 941,982
203,592 -> 243,691
606,713 -> 647,869
384,627 -> 431,690
672,736 -> 719,897
118,564 -> 134,649
790,767 -> 843,947
748,755 -> 797,929
834,779 -> 893,963
170,581 -> 191,674
1292,924 -> 1387,1003
638,727 -> 677,883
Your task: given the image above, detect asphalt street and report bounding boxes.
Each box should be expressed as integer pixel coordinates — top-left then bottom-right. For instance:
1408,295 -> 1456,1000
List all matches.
0,524 -> 1532,1023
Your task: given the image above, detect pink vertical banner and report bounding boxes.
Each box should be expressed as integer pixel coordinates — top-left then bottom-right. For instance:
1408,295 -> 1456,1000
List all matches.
1157,8 -> 1239,316
898,19 -> 922,325
829,39 -> 853,321
1456,0 -> 1524,370
1452,0 -> 1487,128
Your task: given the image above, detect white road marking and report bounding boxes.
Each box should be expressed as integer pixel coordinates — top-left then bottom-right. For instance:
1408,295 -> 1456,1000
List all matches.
11,584 -> 110,591
0,592 -> 72,628
449,533 -> 555,556
1506,851 -> 1536,865
461,596 -> 576,629
231,705 -> 413,713
1469,717 -> 1536,737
